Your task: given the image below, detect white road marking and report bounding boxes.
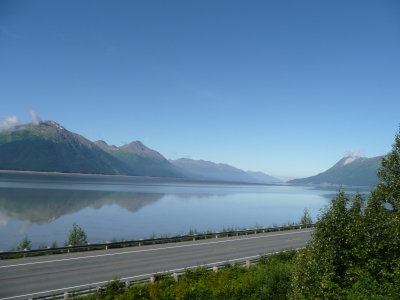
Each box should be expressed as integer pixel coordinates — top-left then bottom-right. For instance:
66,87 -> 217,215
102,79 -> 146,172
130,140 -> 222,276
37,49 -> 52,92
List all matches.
0,229 -> 312,269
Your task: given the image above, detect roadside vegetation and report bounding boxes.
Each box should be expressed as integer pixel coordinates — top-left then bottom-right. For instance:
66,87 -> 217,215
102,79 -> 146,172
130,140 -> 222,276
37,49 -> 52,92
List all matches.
10,221 -> 311,252
77,129 -> 400,299
83,250 -> 296,300
12,222 -> 87,251
66,222 -> 88,246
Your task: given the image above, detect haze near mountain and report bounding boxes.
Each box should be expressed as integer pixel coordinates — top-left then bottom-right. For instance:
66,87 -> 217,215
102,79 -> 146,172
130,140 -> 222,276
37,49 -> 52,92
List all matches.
170,158 -> 280,183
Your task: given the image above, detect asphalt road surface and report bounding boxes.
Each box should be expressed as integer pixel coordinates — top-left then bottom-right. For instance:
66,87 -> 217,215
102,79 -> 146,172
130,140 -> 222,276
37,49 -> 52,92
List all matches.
0,228 -> 312,299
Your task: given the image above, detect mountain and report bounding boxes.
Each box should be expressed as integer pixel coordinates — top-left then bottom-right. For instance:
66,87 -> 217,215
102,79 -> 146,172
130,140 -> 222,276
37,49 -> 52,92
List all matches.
0,121 -> 131,175
289,155 -> 383,187
246,171 -> 280,184
94,140 -> 180,178
0,120 -> 276,182
170,158 -> 280,184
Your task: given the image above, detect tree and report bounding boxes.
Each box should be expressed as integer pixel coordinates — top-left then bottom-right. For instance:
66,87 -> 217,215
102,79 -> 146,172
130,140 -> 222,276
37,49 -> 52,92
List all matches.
375,129 -> 400,211
359,128 -> 400,294
299,208 -> 312,224
66,223 -> 88,246
291,190 -> 358,299
291,128 -> 400,299
15,235 -> 32,251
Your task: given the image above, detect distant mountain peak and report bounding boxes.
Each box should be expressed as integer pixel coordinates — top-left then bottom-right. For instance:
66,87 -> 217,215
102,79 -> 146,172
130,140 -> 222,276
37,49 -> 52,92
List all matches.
120,141 -> 165,161
334,155 -> 365,168
123,141 -> 146,150
95,140 -> 108,147
173,158 -> 233,169
94,140 -> 118,150
170,158 -> 280,184
95,139 -> 178,177
341,156 -> 359,166
289,155 -> 382,187
39,120 -> 66,131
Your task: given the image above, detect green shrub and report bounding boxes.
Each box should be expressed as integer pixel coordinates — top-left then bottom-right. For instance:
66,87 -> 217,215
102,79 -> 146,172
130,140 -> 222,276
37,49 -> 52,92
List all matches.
66,222 -> 88,246
14,235 -> 32,251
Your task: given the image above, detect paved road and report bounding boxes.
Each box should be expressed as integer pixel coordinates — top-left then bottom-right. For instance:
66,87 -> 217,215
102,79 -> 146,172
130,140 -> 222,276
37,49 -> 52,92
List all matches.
0,229 -> 312,299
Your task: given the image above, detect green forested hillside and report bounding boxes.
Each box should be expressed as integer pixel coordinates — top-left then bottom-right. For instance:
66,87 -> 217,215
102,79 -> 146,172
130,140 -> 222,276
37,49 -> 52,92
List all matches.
95,140 -> 181,178
0,121 -> 131,175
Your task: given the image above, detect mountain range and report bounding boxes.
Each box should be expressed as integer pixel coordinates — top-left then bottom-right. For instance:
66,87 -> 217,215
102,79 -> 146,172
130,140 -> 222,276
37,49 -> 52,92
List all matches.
170,158 -> 279,184
289,155 -> 382,187
94,140 -> 180,178
0,120 -> 278,184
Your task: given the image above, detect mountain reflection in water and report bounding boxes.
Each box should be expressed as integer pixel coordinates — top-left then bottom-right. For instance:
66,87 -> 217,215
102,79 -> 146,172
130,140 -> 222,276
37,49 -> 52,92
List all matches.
0,188 -> 227,224
0,188 -> 164,224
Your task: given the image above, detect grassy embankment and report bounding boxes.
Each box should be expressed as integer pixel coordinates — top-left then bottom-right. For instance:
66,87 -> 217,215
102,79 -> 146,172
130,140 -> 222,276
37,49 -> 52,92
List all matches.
82,250 -> 296,300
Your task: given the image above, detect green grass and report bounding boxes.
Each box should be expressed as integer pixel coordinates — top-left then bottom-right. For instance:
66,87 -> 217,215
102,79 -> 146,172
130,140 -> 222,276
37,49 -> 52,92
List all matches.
80,250 -> 298,300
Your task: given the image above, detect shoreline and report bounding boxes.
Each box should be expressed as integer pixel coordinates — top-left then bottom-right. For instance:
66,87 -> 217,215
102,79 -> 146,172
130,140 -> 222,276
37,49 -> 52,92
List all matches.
0,169 -> 284,186
0,169 -> 372,189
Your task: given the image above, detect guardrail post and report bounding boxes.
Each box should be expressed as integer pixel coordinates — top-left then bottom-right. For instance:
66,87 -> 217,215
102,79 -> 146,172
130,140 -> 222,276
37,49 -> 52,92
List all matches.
213,266 -> 218,272
125,281 -> 130,288
245,260 -> 251,268
63,292 -> 69,299
172,273 -> 179,282
215,234 -> 218,238
96,286 -> 102,295
150,276 -> 155,283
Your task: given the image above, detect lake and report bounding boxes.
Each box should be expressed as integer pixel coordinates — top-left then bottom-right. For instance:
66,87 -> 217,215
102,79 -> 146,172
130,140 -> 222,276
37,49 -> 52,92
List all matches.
0,172 -> 361,251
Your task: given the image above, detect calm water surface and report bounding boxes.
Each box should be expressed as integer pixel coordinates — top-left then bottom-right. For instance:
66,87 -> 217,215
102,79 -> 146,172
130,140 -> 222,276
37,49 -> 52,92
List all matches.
0,172 -> 350,250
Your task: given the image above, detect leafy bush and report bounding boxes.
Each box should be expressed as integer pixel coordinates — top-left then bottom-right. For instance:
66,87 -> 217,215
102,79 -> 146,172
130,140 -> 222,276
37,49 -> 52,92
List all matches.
14,235 -> 32,251
66,222 -> 88,246
299,208 -> 312,224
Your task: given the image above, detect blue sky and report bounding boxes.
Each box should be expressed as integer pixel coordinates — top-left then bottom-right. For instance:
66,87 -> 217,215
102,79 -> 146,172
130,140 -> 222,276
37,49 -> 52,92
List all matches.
1,0 -> 399,179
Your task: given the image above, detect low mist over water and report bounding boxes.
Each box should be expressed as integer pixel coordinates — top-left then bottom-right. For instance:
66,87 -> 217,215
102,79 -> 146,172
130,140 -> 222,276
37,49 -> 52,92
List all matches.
0,172 -> 357,250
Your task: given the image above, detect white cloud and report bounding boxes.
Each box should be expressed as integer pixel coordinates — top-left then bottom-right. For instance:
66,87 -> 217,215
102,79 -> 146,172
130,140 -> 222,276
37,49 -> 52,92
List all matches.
0,115 -> 19,131
29,109 -> 41,124
345,149 -> 364,157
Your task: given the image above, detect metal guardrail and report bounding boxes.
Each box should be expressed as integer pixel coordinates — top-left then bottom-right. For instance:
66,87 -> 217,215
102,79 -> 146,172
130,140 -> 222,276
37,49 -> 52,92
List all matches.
31,249 -> 301,300
0,224 -> 314,260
